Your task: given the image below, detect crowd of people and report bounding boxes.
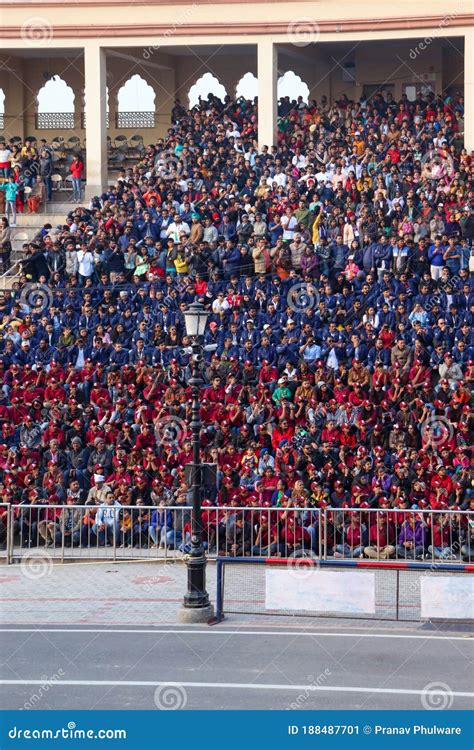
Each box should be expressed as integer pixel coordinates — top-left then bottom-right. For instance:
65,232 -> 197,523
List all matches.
0,88 -> 472,560
0,139 -> 84,229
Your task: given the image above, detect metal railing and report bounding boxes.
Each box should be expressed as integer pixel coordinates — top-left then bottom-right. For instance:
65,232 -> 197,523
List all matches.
3,504 -> 473,566
0,503 -> 9,560
0,258 -> 22,289
322,508 -> 473,565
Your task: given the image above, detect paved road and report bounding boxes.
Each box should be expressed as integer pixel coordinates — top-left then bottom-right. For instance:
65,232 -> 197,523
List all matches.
0,625 -> 472,710
1,562 -> 472,710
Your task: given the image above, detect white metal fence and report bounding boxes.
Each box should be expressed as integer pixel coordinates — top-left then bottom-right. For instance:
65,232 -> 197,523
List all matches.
1,504 -> 473,566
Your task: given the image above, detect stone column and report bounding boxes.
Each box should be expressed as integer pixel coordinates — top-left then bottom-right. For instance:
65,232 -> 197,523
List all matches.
83,42 -> 107,198
464,29 -> 474,152
257,40 -> 277,151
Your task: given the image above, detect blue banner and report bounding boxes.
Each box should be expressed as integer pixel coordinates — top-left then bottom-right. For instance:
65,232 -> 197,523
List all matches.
0,711 -> 472,750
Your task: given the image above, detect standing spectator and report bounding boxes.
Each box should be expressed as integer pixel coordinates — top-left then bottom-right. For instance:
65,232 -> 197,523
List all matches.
0,217 -> 11,272
39,148 -> 53,202
0,141 -> 12,178
70,155 -> 84,203
0,175 -> 20,225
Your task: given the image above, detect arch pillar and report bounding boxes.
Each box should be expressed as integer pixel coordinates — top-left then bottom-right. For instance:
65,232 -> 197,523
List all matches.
464,29 -> 474,152
257,40 -> 277,150
0,58 -> 26,140
84,42 -> 107,198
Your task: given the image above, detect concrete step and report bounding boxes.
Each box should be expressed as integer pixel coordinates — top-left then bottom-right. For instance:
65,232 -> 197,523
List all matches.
14,212 -> 72,227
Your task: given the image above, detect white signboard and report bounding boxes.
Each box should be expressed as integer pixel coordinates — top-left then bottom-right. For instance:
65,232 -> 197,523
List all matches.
420,576 -> 474,620
265,569 -> 376,615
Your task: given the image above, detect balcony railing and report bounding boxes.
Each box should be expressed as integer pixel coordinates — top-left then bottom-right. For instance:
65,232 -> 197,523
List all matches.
116,111 -> 155,128
35,112 -> 75,129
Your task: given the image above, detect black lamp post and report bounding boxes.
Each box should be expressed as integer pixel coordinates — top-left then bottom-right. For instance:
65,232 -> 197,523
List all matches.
178,301 -> 214,621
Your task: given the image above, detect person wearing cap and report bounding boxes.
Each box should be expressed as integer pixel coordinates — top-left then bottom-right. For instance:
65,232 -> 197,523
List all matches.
55,495 -> 84,547
85,474 -> 112,506
149,500 -> 174,549
271,377 -> 292,406
363,513 -> 396,559
396,514 -> 427,560
92,490 -> 121,546
333,513 -> 367,558
19,416 -> 42,449
438,352 -> 463,388
86,437 -> 113,476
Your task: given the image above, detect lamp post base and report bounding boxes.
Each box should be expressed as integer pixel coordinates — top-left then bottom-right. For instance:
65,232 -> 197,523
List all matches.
177,604 -> 215,624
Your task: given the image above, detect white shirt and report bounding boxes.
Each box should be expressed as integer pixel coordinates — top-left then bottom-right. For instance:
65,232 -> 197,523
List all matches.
212,298 -> 230,314
77,250 -> 94,277
326,348 -> 339,371
272,172 -> 287,187
75,347 -> 86,370
166,220 -> 190,244
292,154 -> 307,169
281,214 -> 297,241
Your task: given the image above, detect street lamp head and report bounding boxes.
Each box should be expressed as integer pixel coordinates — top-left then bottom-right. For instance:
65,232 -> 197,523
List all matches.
184,301 -> 209,338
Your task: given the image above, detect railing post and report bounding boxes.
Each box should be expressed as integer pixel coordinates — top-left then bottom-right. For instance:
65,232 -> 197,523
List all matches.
395,569 -> 400,621
323,508 -> 327,560
7,504 -> 13,564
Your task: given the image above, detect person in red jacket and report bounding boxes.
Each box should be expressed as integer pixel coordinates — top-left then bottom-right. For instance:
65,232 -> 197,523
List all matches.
203,376 -> 225,404
363,513 -> 395,559
70,155 -> 84,203
427,513 -> 457,559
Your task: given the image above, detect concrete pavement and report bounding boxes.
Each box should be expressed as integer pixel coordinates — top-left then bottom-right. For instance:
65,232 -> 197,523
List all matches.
1,561 -> 472,711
